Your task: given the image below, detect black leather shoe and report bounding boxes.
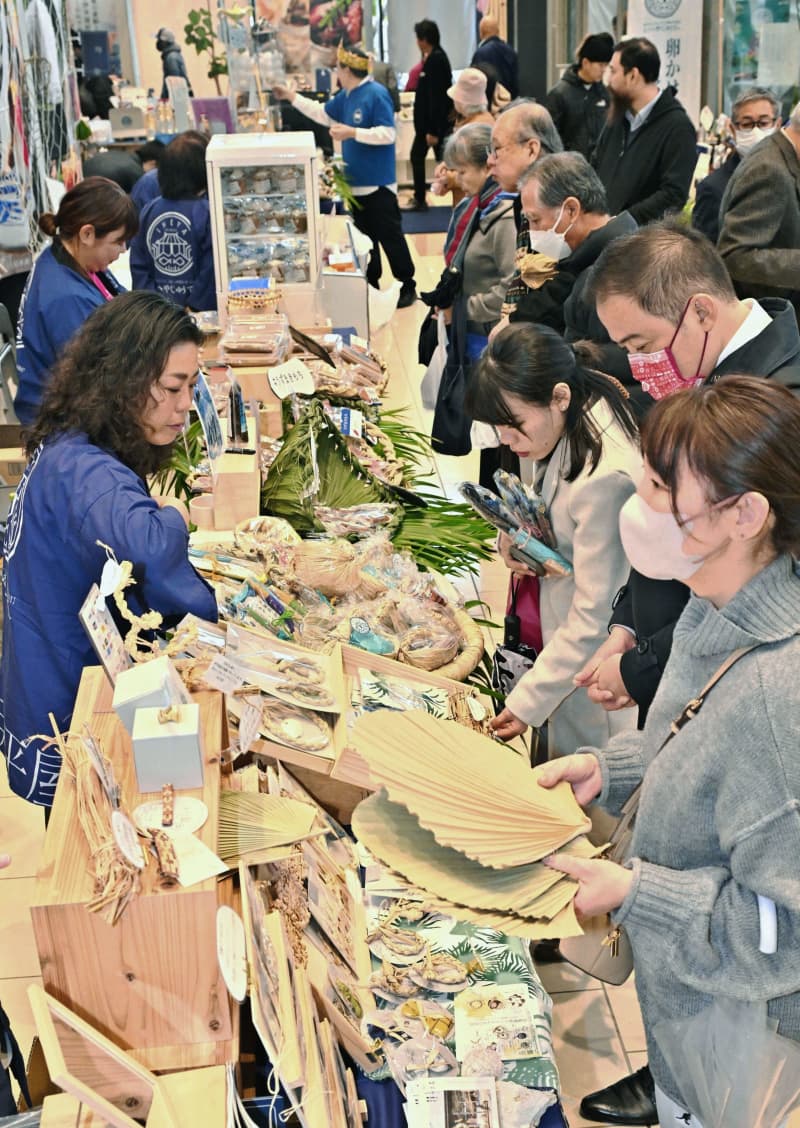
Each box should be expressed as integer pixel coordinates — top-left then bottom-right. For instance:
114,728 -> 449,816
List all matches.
580,1065 -> 657,1126
396,282 -> 418,309
531,938 -> 563,963
402,198 -> 429,211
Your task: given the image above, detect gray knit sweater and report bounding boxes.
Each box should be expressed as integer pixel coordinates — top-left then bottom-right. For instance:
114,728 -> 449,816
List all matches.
591,553 -> 800,1106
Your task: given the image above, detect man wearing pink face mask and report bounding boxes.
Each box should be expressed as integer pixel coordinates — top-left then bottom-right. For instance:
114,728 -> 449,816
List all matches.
575,221 -> 800,720
566,219 -> 800,1128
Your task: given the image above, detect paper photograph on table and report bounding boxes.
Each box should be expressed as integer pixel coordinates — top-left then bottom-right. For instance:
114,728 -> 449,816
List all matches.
405,1076 -> 500,1128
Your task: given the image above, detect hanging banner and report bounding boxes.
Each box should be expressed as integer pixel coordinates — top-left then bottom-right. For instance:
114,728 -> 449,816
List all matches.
626,0 -> 702,126
255,0 -> 364,83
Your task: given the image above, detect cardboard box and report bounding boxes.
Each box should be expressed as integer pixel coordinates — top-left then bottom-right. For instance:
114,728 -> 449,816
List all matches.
112,656 -> 190,734
132,703 -> 203,792
0,445 -> 27,486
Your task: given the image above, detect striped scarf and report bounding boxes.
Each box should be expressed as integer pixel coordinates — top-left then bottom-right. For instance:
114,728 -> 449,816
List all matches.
444,176 -> 512,268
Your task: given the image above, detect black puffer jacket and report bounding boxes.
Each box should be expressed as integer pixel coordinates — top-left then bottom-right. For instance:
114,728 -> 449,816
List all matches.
592,86 -> 697,224
545,66 -> 609,159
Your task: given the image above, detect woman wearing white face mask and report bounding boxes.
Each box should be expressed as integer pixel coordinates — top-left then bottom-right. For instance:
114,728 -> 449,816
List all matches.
467,322 -> 641,755
540,376 -> 800,1127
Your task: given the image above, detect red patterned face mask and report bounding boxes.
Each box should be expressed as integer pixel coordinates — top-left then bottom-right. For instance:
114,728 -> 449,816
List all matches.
627,299 -> 709,400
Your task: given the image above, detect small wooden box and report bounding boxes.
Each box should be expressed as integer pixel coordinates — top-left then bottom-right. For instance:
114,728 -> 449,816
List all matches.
132,703 -> 203,792
31,669 -> 238,1072
212,451 -> 260,530
112,655 -> 189,735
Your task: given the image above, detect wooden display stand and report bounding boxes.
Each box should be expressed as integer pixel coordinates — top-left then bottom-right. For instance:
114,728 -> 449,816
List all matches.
30,668 -> 239,1072
30,984 -> 227,1127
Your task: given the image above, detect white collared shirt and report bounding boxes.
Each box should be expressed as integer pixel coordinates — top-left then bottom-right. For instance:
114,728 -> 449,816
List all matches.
716,299 -> 772,366
626,88 -> 662,133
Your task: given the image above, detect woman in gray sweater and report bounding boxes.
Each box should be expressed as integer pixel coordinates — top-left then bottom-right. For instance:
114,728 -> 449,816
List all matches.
541,377 -> 800,1125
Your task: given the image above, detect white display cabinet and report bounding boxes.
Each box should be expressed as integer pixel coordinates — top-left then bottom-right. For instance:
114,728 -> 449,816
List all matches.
206,132 -> 321,314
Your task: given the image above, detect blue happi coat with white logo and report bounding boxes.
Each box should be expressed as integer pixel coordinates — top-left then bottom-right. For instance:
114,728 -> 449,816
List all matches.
0,433 -> 217,806
130,195 -> 216,312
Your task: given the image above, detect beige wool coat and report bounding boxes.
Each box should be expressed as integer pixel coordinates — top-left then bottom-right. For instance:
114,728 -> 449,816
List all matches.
506,399 -> 641,758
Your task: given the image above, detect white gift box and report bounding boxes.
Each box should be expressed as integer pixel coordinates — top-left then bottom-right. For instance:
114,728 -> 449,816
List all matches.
131,703 -> 204,793
112,656 -> 190,735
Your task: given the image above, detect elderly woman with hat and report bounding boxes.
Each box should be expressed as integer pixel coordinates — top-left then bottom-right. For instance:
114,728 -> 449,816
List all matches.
432,68 -> 495,204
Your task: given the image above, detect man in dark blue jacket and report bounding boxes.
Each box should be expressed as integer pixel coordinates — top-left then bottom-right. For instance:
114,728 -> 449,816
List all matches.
156,28 -> 193,99
471,15 -> 518,100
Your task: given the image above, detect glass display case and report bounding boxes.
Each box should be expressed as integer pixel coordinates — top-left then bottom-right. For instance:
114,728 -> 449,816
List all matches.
206,132 -> 321,313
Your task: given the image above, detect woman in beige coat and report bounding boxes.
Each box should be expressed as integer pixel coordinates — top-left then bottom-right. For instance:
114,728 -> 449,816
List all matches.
467,322 -> 641,758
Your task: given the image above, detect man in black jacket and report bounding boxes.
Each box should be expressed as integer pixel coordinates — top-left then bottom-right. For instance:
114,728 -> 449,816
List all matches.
508,151 -> 636,332
545,32 -> 613,159
571,221 -> 800,1128
592,37 -> 696,225
405,19 -> 452,211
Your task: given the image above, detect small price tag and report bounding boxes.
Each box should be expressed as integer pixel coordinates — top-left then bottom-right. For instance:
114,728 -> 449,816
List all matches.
111,810 -> 145,870
204,655 -> 247,695
238,698 -> 263,755
267,358 -> 315,399
350,334 -> 368,351
335,406 -> 363,438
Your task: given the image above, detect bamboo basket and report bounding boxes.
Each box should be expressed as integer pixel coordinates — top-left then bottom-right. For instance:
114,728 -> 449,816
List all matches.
432,607 -> 485,681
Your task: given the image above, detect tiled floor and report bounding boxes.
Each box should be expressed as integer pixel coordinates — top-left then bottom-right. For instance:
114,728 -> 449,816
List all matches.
5,221 -> 794,1127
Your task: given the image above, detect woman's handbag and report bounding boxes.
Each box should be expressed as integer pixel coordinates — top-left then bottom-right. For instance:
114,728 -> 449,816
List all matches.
491,574 -> 543,702
560,643 -> 762,985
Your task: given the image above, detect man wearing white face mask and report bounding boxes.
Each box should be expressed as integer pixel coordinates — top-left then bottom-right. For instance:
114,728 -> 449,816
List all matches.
691,87 -> 780,245
506,152 -> 636,338
718,99 -> 800,321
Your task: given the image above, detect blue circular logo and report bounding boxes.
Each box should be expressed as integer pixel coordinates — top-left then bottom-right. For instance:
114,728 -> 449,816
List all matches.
645,0 -> 682,15
146,211 -> 193,276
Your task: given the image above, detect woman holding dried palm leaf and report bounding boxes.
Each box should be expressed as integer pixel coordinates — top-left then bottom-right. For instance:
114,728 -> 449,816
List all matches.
542,377 -> 800,1126
466,321 -> 640,758
0,292 -> 217,808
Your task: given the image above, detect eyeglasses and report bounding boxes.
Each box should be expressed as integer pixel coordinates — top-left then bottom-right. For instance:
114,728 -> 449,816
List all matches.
486,139 -> 520,159
733,116 -> 777,131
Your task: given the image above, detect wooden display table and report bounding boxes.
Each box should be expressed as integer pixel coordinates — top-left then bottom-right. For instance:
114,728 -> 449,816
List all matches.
30,667 -> 239,1072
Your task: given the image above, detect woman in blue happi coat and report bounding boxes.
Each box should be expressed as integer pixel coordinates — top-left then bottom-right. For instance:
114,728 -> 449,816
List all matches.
1,292 -> 218,807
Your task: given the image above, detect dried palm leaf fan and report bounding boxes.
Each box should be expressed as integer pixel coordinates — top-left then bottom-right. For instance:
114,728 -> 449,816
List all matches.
352,789 -> 599,919
351,711 -> 591,868
217,791 -> 318,863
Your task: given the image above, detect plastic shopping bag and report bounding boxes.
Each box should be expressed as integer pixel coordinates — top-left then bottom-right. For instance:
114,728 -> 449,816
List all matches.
421,310 -> 448,412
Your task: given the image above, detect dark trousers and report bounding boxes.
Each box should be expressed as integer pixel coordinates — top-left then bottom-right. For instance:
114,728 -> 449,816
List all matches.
350,186 -> 415,288
410,131 -> 444,203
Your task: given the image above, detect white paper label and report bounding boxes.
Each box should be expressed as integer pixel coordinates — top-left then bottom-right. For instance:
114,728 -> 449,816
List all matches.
350,335 -> 368,351
238,698 -> 263,755
111,810 -> 145,870
174,833 -> 228,886
216,905 -> 248,1002
204,655 -> 248,695
267,358 -> 315,399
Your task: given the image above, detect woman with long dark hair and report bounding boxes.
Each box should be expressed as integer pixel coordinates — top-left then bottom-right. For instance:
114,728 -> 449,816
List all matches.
543,377 -> 800,1126
467,321 -> 641,757
15,177 -> 138,424
1,292 -> 217,808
